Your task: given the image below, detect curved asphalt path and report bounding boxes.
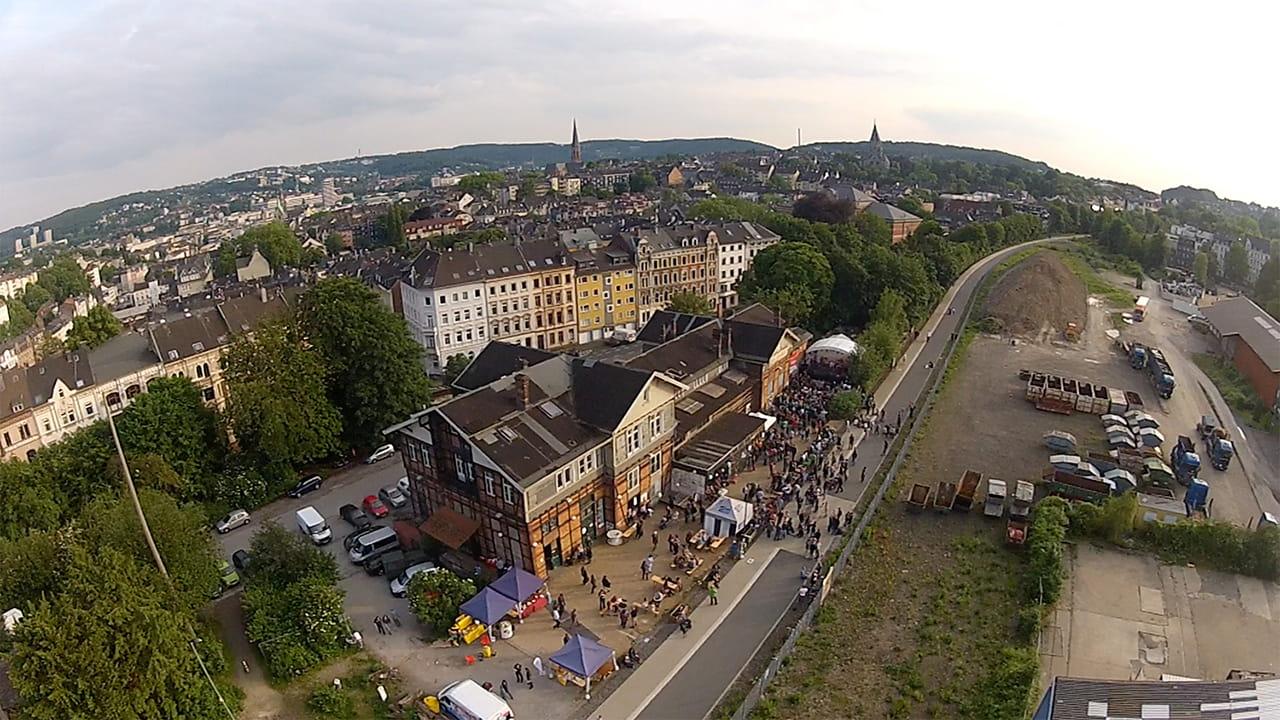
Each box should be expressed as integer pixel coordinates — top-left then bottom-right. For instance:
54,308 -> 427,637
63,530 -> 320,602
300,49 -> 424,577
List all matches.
622,236 -> 1071,720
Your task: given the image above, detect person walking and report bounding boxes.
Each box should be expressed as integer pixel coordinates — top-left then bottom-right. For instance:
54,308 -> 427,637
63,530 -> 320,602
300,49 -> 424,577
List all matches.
569,608 -> 578,627
590,574 -> 598,593
513,664 -> 524,684
382,614 -> 394,634
585,545 -> 593,564
581,566 -> 589,586
374,616 -> 385,635
390,609 -> 402,627
707,583 -> 718,606
651,529 -> 659,551
598,589 -> 608,612
602,575 -> 612,590
532,656 -> 545,678
883,438 -> 889,454
556,593 -> 566,613
551,607 -> 562,628
500,680 -> 514,701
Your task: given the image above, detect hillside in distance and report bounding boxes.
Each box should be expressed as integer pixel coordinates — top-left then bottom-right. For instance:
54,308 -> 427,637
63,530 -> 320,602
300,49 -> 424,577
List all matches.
803,140 -> 1051,172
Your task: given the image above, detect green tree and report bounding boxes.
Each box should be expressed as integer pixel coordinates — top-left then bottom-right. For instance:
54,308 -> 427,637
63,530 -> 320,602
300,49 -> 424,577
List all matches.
37,256 -> 90,302
1253,255 -> 1280,311
752,286 -> 815,327
1192,252 -> 1209,286
221,321 -> 343,468
382,204 -> 407,249
827,389 -> 864,420
443,354 -> 472,386
629,172 -> 657,193
20,283 -> 53,314
246,522 -> 340,590
852,213 -> 891,246
667,291 -> 714,316
79,488 -> 221,606
65,305 -> 123,350
1207,251 -> 1221,282
0,462 -> 62,541
407,569 -> 476,634
457,172 -> 505,195
113,377 -> 225,499
739,242 -> 834,320
236,221 -> 302,270
297,278 -> 434,448
10,547 -> 236,720
0,530 -> 62,611
29,423 -> 114,514
324,232 -> 348,255
214,244 -> 238,278
1224,240 -> 1250,285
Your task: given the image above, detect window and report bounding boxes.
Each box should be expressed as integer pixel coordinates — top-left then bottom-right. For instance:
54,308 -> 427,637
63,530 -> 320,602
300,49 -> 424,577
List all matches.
2,432 -> 10,448
555,467 -> 573,491
626,425 -> 642,456
64,410 -> 76,424
650,452 -> 661,475
577,450 -> 596,476
483,474 -> 496,496
42,419 -> 52,433
18,424 -> 31,440
502,483 -> 517,504
627,466 -> 640,490
474,289 -> 481,298
84,403 -> 95,417
650,412 -> 663,437
203,387 -> 216,402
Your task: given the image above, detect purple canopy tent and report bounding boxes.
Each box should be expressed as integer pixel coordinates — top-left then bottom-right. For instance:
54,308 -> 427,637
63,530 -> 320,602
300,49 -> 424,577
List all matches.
489,567 -> 545,603
548,634 -> 617,696
459,587 -> 518,626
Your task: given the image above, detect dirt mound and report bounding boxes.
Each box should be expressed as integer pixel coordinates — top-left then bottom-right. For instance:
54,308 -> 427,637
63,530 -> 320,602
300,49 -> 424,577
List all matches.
982,251 -> 1086,339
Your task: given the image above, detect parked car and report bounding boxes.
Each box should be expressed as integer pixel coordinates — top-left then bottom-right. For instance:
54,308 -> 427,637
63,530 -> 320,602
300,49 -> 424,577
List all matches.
339,503 -> 371,529
287,475 -> 323,498
366,444 -> 396,464
390,562 -> 438,597
379,485 -> 408,509
217,560 -> 241,592
363,494 -> 389,518
343,524 -> 387,550
231,549 -> 251,573
215,509 -> 251,534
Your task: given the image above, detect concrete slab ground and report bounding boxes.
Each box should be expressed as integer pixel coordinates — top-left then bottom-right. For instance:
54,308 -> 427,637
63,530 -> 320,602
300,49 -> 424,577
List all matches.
1043,542 -> 1280,689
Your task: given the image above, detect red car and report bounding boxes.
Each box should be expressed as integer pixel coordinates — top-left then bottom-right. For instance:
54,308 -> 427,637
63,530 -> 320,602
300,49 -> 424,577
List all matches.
363,495 -> 389,518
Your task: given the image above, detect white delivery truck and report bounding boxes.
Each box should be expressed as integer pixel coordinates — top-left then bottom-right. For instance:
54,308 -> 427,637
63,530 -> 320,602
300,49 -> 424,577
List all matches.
295,506 -> 332,545
438,679 -> 514,720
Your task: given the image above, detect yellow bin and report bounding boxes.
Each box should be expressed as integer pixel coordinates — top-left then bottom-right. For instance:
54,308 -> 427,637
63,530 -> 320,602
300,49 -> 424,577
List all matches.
422,695 -> 441,714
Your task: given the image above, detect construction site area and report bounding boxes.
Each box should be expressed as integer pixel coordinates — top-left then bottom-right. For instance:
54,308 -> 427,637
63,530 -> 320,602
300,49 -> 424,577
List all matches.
756,247 -> 1280,719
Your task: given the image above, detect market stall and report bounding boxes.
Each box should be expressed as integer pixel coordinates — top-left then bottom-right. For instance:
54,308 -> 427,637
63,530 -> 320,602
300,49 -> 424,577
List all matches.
548,634 -> 617,697
489,567 -> 548,619
704,496 -> 753,537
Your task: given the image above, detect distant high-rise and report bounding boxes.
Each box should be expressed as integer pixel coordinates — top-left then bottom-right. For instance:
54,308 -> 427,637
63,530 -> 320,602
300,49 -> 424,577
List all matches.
869,122 -> 889,169
570,119 -> 582,165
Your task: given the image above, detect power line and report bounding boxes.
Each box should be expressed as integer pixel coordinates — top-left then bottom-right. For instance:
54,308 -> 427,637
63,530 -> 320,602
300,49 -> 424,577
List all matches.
107,410 -> 237,720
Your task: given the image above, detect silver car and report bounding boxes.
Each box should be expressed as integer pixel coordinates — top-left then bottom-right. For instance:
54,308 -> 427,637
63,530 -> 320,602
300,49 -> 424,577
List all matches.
390,562 -> 438,597
379,485 -> 408,509
215,509 -> 250,534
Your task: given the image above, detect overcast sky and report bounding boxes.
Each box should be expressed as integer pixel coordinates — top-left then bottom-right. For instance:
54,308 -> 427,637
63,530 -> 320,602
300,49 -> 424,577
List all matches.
2,0 -> 1277,230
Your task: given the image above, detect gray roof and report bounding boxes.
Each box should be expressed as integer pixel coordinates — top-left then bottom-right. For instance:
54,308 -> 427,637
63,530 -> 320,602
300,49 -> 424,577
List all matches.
866,201 -> 921,223
453,342 -> 557,392
87,331 -> 158,383
711,221 -> 781,246
1039,676 -> 1277,720
1200,296 -> 1280,372
27,351 -> 94,406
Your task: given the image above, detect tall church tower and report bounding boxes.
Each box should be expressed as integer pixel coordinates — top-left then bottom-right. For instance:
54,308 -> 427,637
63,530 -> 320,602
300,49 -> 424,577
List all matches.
570,119 -> 582,164
869,122 -> 889,169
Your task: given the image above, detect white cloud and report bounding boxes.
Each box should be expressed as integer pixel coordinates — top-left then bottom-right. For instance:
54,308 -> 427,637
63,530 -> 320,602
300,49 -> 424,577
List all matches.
0,0 -> 1276,229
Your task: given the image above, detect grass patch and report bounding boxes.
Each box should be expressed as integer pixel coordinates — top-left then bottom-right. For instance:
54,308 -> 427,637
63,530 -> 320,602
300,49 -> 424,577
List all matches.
1192,353 -> 1279,433
283,654 -> 405,720
1055,247 -> 1136,308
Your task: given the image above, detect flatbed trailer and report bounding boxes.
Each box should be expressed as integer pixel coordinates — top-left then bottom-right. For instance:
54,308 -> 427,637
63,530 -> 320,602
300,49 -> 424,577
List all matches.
954,470 -> 981,511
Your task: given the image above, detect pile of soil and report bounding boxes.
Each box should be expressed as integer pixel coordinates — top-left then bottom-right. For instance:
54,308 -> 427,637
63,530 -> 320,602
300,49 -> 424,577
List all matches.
982,251 -> 1087,339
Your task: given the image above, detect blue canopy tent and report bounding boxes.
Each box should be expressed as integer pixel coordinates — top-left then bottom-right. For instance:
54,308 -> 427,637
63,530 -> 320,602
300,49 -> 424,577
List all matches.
489,568 -> 545,603
548,634 -> 617,696
459,587 -> 518,627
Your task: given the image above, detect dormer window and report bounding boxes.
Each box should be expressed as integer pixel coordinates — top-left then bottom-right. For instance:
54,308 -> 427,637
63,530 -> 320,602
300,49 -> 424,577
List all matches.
167,350 -> 179,361
192,342 -> 204,352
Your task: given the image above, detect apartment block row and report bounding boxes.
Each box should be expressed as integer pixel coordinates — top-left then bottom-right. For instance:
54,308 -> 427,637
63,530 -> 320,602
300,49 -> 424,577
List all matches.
384,303 -> 808,578
396,221 -> 780,375
0,290 -> 289,461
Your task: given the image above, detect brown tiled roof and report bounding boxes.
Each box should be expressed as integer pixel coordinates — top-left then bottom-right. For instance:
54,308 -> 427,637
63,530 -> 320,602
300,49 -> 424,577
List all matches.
217,290 -> 291,336
149,313 -> 228,362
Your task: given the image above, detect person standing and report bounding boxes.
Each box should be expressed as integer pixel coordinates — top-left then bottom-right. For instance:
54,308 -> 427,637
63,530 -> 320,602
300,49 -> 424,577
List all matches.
707,583 -> 718,606
602,575 -> 612,590
651,530 -> 659,551
513,664 -> 524,684
532,656 -> 545,678
569,608 -> 578,626
581,566 -> 589,586
551,607 -> 562,628
590,574 -> 598,593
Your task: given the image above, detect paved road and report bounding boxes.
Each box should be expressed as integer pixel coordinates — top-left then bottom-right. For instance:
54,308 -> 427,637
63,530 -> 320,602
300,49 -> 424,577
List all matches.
619,237 -> 1063,720
634,550 -> 808,720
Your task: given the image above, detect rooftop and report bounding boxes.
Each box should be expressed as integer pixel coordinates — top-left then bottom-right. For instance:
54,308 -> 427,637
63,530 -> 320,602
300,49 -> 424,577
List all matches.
1200,296 -> 1280,372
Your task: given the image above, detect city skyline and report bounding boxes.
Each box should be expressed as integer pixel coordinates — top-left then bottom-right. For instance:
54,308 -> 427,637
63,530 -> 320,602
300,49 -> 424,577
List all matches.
2,0 -> 1277,230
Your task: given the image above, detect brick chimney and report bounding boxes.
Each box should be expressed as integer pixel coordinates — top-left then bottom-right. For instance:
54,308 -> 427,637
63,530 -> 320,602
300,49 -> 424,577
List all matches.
515,373 -> 530,410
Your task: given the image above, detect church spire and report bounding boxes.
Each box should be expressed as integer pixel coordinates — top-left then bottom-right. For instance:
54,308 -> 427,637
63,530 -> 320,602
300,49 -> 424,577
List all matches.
869,120 -> 888,169
570,119 -> 582,164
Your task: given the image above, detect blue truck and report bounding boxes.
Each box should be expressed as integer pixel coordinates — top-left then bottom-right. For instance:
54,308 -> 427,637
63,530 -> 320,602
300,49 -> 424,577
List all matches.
1184,478 -> 1210,517
1170,435 -> 1201,485
1196,415 -> 1234,471
1127,344 -> 1175,399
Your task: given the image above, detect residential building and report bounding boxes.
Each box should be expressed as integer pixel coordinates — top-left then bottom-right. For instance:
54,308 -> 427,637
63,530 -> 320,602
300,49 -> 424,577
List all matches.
664,166 -> 684,187
630,225 -> 719,324
518,239 -> 578,350
27,351 -> 97,446
563,232 -> 638,344
0,269 -> 38,300
548,175 -> 582,197
0,368 -> 40,461
405,216 -> 469,241
174,254 -> 214,298
384,349 -> 683,578
865,201 -> 923,244
712,221 -> 781,309
1200,296 -> 1280,409
235,248 -> 272,283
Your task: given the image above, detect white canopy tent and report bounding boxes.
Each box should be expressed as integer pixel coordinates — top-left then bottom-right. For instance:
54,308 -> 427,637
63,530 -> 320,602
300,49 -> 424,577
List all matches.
704,497 -> 754,538
806,334 -> 861,364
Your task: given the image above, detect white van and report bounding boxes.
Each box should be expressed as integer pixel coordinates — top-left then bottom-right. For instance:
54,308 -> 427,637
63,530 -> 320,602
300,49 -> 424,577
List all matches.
438,679 -> 514,720
295,506 -> 332,545
348,526 -> 399,564
607,328 -> 637,345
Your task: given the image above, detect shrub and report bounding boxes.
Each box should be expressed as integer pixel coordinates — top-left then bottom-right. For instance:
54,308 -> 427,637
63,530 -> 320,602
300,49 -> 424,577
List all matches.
1016,605 -> 1042,643
408,570 -> 477,634
962,646 -> 1039,720
1139,521 -> 1279,581
308,685 -> 355,718
1025,498 -> 1069,604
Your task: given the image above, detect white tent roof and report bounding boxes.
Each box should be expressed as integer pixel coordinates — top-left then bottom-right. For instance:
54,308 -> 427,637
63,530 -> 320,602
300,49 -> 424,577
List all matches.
706,497 -> 752,523
806,334 -> 861,357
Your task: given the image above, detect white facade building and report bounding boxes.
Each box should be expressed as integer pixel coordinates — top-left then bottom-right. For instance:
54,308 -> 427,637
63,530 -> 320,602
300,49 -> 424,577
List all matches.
713,222 -> 781,310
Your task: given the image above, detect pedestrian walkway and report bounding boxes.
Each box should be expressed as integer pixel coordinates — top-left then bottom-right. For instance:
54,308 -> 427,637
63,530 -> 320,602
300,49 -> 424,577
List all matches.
591,239 -> 1054,720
